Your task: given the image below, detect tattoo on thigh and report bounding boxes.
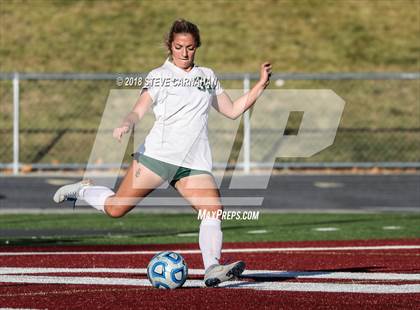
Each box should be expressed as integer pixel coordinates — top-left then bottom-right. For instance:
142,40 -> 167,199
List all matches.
135,168 -> 141,178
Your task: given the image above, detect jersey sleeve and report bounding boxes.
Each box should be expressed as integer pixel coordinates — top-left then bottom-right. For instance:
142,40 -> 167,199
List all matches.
142,70 -> 160,102
211,70 -> 224,96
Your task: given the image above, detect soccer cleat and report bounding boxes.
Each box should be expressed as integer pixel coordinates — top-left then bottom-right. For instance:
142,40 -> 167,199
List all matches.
204,261 -> 245,287
53,180 -> 92,203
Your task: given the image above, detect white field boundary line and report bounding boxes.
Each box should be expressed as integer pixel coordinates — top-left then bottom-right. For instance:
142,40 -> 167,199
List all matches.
0,275 -> 419,294
0,267 -> 420,281
0,245 -> 419,256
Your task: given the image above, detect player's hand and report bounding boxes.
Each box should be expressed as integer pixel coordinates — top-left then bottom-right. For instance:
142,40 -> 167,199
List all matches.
113,125 -> 130,142
258,62 -> 272,88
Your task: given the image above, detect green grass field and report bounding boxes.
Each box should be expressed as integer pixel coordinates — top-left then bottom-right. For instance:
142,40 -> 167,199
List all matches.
1,0 -> 419,72
1,213 -> 419,246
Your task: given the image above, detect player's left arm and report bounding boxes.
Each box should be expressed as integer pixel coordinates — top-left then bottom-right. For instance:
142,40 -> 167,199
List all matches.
212,62 -> 272,120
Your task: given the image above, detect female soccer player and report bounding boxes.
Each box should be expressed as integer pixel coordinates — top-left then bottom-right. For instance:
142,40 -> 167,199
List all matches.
53,19 -> 272,287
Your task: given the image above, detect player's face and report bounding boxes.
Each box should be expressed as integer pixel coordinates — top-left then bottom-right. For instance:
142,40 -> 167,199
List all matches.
171,33 -> 197,71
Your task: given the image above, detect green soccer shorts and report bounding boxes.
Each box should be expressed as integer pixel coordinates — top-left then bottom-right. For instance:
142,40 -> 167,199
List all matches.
132,153 -> 212,187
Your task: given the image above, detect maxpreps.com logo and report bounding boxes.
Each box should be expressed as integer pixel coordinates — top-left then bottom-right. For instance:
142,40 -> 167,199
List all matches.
82,89 -> 345,207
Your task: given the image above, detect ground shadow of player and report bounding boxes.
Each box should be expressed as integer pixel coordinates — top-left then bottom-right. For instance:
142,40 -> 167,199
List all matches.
221,266 -> 383,288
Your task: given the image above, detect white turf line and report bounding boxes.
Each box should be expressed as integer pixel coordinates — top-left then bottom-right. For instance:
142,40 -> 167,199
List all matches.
0,267 -> 420,281
0,275 -> 419,294
0,245 -> 419,256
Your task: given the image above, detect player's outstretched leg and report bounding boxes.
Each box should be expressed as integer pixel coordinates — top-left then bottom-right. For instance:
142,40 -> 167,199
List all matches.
53,179 -> 114,212
53,160 -> 164,217
173,173 -> 246,287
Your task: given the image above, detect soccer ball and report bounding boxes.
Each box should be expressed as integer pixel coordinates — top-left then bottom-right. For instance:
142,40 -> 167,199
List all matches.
147,251 -> 188,289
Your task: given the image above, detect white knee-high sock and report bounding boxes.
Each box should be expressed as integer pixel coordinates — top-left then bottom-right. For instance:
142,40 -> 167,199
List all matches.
199,217 -> 223,271
79,186 -> 114,213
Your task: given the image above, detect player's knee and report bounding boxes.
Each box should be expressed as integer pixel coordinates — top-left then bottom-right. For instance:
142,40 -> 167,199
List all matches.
105,205 -> 130,218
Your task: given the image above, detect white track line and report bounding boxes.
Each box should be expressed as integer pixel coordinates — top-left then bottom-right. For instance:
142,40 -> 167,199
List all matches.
0,275 -> 419,294
242,270 -> 420,281
0,245 -> 419,256
0,308 -> 40,310
221,281 -> 420,294
0,267 -> 419,281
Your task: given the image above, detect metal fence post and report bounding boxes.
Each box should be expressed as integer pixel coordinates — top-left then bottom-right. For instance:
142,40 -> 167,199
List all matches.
243,74 -> 251,173
13,72 -> 19,175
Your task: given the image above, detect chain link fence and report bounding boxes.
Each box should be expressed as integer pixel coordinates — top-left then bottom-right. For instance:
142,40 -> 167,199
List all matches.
0,73 -> 419,173
252,79 -> 420,166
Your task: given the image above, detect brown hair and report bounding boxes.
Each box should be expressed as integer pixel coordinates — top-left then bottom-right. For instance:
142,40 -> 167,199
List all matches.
165,19 -> 201,53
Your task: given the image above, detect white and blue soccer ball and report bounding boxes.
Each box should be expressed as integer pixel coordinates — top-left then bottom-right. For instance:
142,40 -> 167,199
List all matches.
147,251 -> 188,289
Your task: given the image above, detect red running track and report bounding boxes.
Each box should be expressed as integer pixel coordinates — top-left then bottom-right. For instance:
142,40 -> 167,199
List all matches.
0,239 -> 419,309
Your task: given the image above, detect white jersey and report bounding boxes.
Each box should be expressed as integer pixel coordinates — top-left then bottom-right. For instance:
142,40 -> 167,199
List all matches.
137,59 -> 223,172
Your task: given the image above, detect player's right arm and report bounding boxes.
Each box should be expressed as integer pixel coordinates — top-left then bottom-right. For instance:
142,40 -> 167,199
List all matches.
113,89 -> 153,142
